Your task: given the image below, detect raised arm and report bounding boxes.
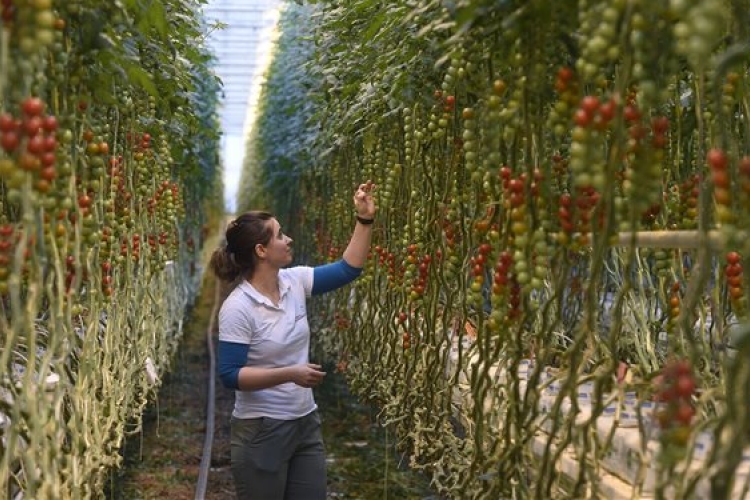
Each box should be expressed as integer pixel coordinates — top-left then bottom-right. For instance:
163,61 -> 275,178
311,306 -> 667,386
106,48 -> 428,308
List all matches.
342,181 -> 376,268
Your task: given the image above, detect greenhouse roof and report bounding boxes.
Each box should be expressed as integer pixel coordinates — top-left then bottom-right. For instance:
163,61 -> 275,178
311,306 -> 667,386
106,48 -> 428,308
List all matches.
203,0 -> 282,211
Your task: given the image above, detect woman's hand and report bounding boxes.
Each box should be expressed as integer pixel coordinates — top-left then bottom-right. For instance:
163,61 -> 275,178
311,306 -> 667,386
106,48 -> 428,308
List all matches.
353,181 -> 376,220
289,363 -> 327,388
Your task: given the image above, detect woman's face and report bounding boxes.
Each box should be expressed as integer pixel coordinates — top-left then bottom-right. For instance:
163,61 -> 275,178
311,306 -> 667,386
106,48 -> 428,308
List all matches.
259,218 -> 293,267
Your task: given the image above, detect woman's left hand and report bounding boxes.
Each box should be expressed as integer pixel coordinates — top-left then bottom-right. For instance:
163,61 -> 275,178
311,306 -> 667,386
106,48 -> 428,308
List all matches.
353,181 -> 377,220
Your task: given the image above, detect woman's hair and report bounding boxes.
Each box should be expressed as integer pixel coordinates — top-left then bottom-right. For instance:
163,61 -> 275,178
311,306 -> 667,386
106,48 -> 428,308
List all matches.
209,211 -> 275,282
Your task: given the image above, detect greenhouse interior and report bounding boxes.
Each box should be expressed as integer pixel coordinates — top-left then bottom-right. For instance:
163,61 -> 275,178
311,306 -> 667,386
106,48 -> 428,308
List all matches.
1,0 -> 750,499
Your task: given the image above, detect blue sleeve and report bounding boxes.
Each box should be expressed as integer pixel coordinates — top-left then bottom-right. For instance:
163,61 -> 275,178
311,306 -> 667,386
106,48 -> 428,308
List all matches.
218,340 -> 249,390
311,259 -> 363,295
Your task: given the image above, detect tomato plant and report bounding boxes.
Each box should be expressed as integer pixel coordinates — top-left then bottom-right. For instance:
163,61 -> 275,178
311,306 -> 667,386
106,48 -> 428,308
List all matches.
241,1 -> 750,499
0,0 -> 223,497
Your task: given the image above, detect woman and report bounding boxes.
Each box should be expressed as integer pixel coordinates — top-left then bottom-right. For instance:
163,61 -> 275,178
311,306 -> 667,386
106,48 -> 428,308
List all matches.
209,182 -> 376,500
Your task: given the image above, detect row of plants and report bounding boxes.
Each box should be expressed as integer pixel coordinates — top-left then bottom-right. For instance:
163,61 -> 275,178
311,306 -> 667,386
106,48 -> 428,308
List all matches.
243,0 -> 750,498
0,0 -> 222,496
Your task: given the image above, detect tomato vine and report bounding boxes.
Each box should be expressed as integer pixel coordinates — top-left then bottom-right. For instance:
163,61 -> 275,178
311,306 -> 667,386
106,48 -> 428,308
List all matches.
0,0 -> 221,496
248,1 -> 750,499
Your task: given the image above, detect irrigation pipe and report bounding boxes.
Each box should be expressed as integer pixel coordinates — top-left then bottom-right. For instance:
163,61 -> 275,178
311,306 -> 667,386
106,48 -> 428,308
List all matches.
195,278 -> 221,499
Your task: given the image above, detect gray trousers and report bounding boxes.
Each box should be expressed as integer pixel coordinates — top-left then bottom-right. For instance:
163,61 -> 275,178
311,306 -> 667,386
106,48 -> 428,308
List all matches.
230,410 -> 326,500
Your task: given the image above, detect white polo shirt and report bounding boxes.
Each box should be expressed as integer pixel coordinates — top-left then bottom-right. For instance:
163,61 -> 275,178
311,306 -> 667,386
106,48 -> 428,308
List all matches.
219,266 -> 316,420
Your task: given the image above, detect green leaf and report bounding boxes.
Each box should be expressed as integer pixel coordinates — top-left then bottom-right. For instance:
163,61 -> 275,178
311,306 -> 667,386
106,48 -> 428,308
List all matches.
454,5 -> 480,31
122,58 -> 159,96
362,11 -> 386,40
138,0 -> 169,39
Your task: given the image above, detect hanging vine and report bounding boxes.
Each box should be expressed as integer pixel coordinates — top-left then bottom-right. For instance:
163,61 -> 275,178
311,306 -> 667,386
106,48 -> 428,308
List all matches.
246,0 -> 750,498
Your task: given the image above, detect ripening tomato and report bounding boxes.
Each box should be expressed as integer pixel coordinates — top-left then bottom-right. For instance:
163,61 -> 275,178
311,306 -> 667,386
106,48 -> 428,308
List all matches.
726,264 -> 742,277
23,116 -> 42,136
21,97 -> 44,116
714,188 -> 731,206
598,99 -> 616,122
668,426 -> 692,446
623,105 -> 641,122
42,115 -> 58,132
675,375 -> 695,397
573,109 -> 591,127
78,194 -> 92,208
727,252 -> 742,266
728,275 -> 743,287
712,169 -> 730,189
652,116 -> 670,134
1,131 -> 19,152
729,286 -> 744,299
740,156 -> 750,176
675,401 -> 695,425
707,148 -> 728,171
0,114 -> 16,132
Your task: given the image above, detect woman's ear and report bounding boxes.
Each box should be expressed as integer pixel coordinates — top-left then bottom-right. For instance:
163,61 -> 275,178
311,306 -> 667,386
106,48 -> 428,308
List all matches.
254,243 -> 266,259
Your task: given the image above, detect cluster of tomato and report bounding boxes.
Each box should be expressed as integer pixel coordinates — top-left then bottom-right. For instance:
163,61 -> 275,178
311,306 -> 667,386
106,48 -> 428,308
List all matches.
649,248 -> 672,279
573,94 -> 618,131
674,174 -> 700,229
374,245 -> 402,289
468,242 -> 492,300
402,331 -> 411,350
620,102 -> 662,222
739,157 -> 750,211
119,233 -> 142,263
667,282 -> 682,328
333,311 -> 350,331
6,0 -> 61,52
426,90 -> 455,141
568,94 -> 614,197
557,187 -> 601,247
0,224 -> 15,293
99,258 -> 113,298
146,232 -> 169,251
406,244 -> 432,302
441,214 -> 461,249
107,155 -> 131,220
724,251 -> 744,310
0,97 -> 59,194
491,251 -> 521,323
708,148 -> 733,225
1,0 -> 13,24
396,311 -> 411,350
634,116 -> 670,226
63,253 -> 92,295
548,67 -> 579,138
654,359 -> 696,454
639,202 -> 662,227
127,131 -> 152,152
144,180 -> 181,265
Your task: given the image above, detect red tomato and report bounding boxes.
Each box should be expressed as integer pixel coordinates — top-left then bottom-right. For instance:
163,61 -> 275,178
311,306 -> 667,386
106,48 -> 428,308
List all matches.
727,251 -> 742,266
675,402 -> 695,425
21,97 -> 44,116
707,148 -> 728,171
675,375 -> 695,398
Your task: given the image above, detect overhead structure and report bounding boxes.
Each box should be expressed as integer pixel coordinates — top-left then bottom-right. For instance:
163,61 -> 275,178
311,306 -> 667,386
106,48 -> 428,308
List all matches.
203,0 -> 283,211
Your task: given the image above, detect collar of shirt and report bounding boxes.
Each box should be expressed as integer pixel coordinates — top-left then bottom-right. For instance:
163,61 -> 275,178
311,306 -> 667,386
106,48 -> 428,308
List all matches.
239,275 -> 292,309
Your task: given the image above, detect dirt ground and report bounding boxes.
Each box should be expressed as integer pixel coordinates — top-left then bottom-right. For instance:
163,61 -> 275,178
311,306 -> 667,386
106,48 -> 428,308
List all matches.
112,272 -> 436,499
